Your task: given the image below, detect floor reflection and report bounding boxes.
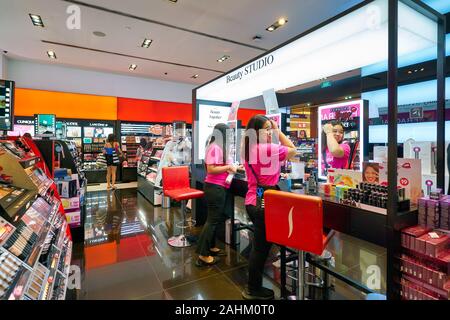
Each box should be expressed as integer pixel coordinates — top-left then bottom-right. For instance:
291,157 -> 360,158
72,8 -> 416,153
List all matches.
79,188 -> 386,300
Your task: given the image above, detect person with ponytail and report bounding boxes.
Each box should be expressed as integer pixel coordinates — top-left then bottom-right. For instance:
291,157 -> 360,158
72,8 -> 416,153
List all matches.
195,123 -> 239,267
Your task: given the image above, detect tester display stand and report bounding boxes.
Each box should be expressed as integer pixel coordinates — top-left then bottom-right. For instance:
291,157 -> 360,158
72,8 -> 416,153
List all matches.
0,136 -> 72,300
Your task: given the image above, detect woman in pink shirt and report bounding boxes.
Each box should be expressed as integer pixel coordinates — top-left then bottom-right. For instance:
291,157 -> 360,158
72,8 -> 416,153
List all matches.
196,123 -> 239,267
241,115 -> 297,300
323,121 -> 350,170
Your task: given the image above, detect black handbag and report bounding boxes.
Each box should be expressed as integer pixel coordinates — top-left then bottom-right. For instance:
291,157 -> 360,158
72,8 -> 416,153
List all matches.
248,165 -> 283,210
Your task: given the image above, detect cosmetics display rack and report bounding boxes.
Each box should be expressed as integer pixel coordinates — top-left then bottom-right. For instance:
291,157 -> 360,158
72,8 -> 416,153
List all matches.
0,137 -> 72,300
137,147 -> 164,205
399,224 -> 450,300
33,140 -> 87,243
296,138 -> 318,173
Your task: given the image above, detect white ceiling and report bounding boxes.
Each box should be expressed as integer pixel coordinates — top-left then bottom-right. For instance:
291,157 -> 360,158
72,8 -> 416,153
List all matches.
1,0 -> 373,85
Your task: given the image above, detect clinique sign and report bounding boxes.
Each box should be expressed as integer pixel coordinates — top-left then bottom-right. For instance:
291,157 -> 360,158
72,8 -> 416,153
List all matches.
226,55 -> 274,84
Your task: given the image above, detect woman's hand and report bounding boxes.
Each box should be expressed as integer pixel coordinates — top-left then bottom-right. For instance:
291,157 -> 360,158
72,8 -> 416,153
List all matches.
323,123 -> 334,135
227,164 -> 238,174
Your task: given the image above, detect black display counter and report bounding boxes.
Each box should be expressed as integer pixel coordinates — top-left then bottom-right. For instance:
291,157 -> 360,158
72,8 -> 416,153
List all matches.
195,175 -> 418,249
122,166 -> 137,182
137,175 -> 161,205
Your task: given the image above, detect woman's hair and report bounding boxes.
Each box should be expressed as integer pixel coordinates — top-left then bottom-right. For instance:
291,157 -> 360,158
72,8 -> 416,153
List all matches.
299,130 -> 307,139
243,115 -> 270,162
107,134 -> 115,143
139,138 -> 147,148
208,123 -> 230,164
363,162 -> 378,174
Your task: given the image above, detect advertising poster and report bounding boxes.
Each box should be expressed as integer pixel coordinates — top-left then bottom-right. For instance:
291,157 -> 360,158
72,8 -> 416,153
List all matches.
198,104 -> 230,160
318,100 -> 364,180
378,158 -> 422,205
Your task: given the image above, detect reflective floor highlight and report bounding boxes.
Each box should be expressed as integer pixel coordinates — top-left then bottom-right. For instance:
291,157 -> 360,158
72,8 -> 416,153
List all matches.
75,188 -> 386,300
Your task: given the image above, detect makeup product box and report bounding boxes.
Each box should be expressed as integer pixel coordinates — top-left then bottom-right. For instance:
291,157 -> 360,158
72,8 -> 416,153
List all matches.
424,232 -> 450,258
402,225 -> 432,250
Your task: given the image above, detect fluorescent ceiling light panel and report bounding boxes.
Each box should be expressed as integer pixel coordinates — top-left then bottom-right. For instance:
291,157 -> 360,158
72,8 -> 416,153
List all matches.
47,50 -> 56,59
29,14 -> 44,27
142,38 -> 153,48
197,0 -> 438,103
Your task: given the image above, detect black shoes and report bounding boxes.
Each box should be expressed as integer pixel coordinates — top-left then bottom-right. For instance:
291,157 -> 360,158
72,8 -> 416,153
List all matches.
195,256 -> 220,267
242,287 -> 274,300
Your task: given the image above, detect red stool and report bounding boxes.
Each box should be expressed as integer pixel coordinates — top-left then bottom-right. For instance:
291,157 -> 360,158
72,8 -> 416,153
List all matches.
265,190 -> 326,300
162,166 -> 204,248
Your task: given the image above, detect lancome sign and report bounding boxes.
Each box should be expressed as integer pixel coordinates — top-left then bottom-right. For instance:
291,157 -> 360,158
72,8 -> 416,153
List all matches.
226,55 -> 274,84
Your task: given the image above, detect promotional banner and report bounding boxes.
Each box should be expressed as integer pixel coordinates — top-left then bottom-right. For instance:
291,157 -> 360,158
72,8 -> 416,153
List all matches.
377,158 -> 422,205
198,104 -> 230,160
318,100 -> 364,180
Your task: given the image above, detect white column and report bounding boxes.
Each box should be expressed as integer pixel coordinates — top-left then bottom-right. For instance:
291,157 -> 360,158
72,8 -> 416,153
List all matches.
0,53 -> 7,79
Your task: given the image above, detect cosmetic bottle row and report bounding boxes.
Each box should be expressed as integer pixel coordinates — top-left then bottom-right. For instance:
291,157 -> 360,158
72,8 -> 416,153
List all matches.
339,182 -> 408,210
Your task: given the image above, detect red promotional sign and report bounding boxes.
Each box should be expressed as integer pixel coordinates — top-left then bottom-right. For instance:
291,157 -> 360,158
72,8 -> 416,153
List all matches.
400,178 -> 409,186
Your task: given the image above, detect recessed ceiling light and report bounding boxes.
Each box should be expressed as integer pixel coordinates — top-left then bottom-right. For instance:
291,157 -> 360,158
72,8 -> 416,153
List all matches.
408,70 -> 412,74
29,14 -> 44,27
129,64 -> 137,71
217,55 -> 230,63
141,38 -> 153,48
266,17 -> 288,32
191,74 -> 199,79
47,51 -> 57,59
93,31 -> 106,37
168,0 -> 178,2
420,68 -> 425,72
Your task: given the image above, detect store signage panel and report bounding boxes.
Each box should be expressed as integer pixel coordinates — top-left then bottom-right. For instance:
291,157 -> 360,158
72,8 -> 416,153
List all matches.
197,104 -> 230,161
318,100 -> 364,180
197,0 -> 436,103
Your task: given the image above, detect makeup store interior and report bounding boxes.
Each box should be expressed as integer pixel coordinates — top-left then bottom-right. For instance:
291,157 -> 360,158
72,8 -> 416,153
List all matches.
0,0 -> 449,301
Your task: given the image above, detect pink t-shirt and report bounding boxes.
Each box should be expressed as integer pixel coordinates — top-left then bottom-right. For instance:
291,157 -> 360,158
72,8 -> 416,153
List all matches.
326,142 -> 350,169
244,143 -> 288,206
204,143 -> 230,189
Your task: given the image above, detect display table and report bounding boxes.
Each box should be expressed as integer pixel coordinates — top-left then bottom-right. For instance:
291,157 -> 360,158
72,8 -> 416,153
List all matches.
121,166 -> 137,182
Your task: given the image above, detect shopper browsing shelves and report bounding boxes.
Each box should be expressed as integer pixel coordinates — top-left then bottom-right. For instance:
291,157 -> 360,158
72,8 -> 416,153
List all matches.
103,134 -> 122,190
195,123 -> 240,267
242,115 -> 297,300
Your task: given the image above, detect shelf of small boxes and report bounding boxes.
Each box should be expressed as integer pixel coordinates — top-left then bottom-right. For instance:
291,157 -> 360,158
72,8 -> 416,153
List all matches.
399,193 -> 450,300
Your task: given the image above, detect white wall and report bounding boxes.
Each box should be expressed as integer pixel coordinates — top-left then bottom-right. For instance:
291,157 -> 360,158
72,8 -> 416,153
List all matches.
7,59 -> 195,103
0,54 -> 7,79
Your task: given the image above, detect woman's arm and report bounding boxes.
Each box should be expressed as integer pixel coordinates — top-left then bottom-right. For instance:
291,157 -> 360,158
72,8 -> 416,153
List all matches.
323,124 -> 345,158
271,120 -> 297,160
206,164 -> 235,174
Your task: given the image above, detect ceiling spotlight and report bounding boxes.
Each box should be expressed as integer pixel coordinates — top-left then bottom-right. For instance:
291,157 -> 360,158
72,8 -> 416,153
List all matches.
167,0 -> 178,2
141,38 -> 153,48
408,70 -> 412,74
191,74 -> 199,79
420,68 -> 425,72
217,55 -> 230,63
129,64 -> 137,71
266,17 -> 288,32
47,50 -> 57,59
29,14 -> 44,27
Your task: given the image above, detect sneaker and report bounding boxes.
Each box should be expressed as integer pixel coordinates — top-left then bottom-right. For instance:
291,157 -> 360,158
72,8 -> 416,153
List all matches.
242,287 -> 274,300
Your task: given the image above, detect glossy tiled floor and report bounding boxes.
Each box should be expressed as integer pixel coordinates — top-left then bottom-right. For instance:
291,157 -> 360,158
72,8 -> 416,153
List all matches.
76,187 -> 386,300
